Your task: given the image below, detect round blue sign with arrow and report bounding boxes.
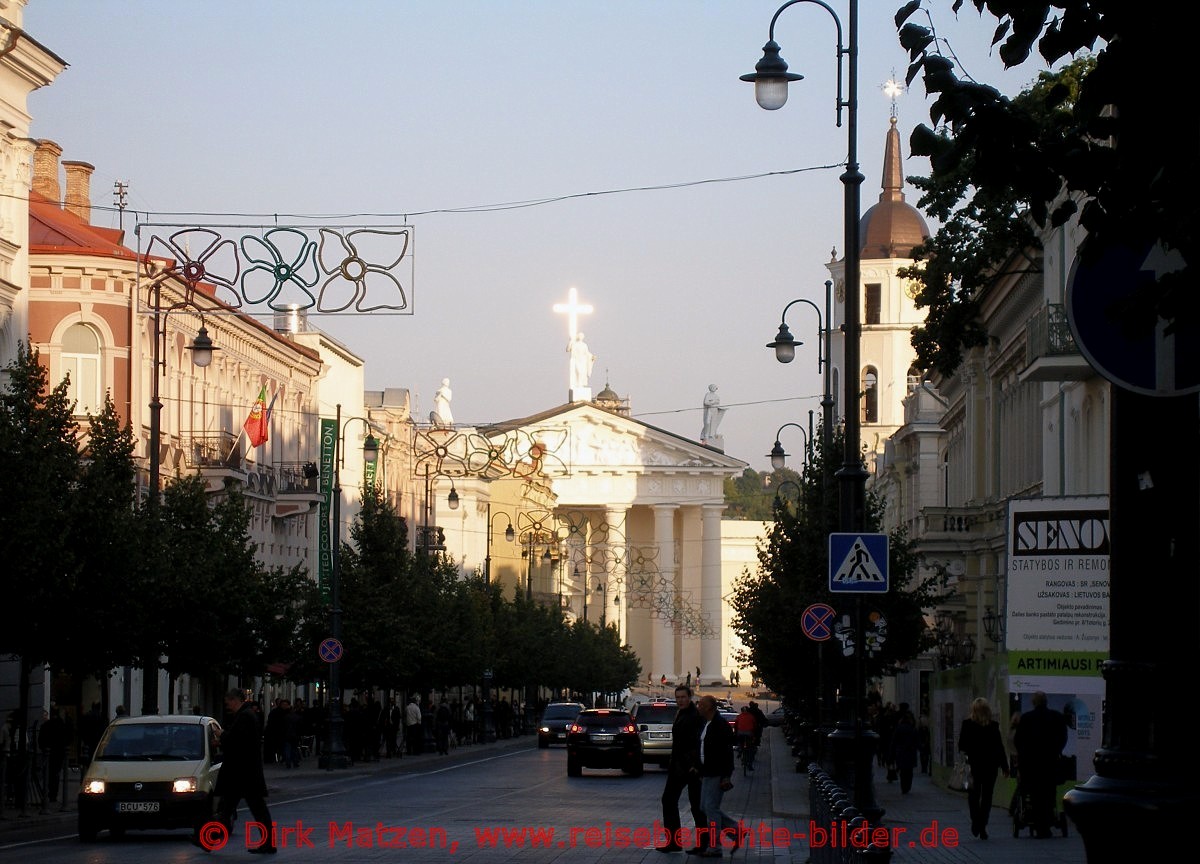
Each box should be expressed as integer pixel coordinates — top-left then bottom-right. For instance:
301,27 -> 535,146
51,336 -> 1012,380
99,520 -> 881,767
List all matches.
1067,240 -> 1197,396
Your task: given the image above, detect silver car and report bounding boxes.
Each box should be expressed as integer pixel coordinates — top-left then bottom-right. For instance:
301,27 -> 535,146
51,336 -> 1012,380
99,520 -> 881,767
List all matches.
630,700 -> 678,767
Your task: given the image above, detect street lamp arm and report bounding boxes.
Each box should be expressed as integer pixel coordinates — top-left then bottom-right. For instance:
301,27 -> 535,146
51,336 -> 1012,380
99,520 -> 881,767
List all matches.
768,421 -> 810,471
752,0 -> 848,123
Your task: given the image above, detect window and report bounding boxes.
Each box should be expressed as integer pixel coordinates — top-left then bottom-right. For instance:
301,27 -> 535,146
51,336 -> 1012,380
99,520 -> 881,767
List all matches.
62,323 -> 101,416
865,284 -> 881,325
862,366 -> 878,423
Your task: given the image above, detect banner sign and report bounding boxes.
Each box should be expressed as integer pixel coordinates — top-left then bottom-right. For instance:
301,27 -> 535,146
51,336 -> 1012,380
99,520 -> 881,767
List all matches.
318,418 -> 336,603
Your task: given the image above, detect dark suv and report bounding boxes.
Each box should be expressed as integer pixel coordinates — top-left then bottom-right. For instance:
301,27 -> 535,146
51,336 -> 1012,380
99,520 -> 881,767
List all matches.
565,709 -> 642,777
537,702 -> 584,748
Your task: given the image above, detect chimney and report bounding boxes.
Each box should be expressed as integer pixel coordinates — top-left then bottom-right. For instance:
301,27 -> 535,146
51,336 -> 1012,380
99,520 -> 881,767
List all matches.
32,139 -> 62,203
62,160 -> 95,223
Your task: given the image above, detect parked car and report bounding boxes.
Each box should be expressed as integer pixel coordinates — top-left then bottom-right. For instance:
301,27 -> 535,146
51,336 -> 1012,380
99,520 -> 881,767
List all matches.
764,705 -> 787,727
78,714 -> 223,842
630,700 -> 677,768
720,710 -> 739,736
538,701 -> 585,748
565,708 -> 643,777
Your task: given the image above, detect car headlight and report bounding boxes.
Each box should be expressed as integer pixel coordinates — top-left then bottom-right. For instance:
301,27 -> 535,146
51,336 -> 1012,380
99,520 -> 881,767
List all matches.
82,780 -> 106,795
172,778 -> 198,794
539,726 -> 550,734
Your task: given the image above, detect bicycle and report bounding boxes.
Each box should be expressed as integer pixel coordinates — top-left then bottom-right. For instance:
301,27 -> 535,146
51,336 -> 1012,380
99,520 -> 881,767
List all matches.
736,734 -> 757,776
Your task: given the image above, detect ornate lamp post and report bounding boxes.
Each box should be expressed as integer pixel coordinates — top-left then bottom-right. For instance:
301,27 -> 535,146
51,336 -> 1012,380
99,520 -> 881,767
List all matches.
767,279 -> 835,465
320,404 -> 378,769
744,0 -> 875,820
768,421 -> 810,470
142,266 -> 217,716
484,505 -> 515,584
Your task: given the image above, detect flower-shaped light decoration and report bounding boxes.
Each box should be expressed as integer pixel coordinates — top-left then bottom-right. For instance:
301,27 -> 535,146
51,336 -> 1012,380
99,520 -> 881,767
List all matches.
515,510 -> 556,545
553,510 -> 591,543
510,427 -> 569,479
317,228 -> 411,313
413,427 -> 469,477
463,432 -> 519,479
144,228 -> 241,308
239,228 -> 319,311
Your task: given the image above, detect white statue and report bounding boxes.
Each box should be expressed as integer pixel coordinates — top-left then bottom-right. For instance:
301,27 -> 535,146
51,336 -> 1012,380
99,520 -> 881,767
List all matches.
431,377 -> 453,426
568,332 -> 595,391
701,384 -> 726,442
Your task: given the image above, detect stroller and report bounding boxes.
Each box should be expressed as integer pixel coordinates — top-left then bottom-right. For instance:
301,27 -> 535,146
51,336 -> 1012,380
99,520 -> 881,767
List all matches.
1009,765 -> 1070,838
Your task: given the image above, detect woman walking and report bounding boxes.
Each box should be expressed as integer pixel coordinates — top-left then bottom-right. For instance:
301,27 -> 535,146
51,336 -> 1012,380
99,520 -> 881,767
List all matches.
957,697 -> 1010,839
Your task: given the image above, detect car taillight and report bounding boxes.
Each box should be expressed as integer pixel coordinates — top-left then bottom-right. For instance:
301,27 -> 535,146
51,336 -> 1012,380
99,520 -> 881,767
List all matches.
622,723 -> 636,734
568,723 -> 582,733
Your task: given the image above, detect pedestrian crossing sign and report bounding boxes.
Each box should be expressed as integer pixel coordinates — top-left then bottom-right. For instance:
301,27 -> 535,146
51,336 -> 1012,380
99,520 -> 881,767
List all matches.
828,533 -> 889,593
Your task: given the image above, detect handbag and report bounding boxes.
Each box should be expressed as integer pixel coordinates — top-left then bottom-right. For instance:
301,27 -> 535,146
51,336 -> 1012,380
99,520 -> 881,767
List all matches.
952,754 -> 972,791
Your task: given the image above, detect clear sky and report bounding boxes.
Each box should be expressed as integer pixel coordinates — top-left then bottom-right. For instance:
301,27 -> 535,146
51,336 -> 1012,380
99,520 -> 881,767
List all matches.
24,1 -> 1043,472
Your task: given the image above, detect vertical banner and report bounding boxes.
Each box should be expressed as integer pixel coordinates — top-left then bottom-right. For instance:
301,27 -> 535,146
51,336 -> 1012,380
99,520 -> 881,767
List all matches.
318,418 -> 336,603
364,456 -> 377,491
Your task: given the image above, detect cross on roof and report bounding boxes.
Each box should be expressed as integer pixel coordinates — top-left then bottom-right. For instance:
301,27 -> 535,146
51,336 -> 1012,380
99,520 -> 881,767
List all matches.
554,286 -> 593,341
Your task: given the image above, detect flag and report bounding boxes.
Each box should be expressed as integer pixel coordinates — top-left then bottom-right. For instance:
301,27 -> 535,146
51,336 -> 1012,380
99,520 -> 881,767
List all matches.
243,385 -> 270,448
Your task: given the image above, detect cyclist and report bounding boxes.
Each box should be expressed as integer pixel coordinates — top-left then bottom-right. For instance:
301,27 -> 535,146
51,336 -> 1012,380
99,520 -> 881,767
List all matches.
734,707 -> 759,772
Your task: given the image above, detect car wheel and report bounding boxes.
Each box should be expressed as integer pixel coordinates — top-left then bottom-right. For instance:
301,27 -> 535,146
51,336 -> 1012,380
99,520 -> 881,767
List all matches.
78,815 -> 99,843
624,760 -> 644,778
567,754 -> 582,777
538,737 -> 549,749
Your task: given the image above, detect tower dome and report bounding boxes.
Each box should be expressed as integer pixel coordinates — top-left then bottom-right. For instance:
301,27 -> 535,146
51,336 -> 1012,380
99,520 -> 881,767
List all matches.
858,116 -> 930,260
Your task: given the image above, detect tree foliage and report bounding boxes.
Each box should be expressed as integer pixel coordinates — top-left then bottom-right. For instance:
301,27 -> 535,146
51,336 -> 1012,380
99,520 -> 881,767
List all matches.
730,425 -> 947,716
895,2 -> 1194,376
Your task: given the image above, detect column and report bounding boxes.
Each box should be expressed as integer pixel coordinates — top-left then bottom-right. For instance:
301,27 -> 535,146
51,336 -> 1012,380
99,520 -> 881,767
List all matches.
652,505 -> 677,683
700,504 -> 723,682
604,507 -> 627,647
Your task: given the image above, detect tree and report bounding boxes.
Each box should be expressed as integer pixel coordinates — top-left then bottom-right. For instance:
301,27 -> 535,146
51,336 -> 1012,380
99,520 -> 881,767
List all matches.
895,2 -> 1194,377
0,343 -> 80,755
730,426 -> 945,716
57,396 -> 141,681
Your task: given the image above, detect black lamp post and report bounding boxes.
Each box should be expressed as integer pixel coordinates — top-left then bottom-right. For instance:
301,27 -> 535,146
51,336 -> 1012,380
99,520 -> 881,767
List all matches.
768,421 -> 810,470
767,279 -> 835,466
143,267 -> 217,716
484,504 -> 515,584
321,403 -> 379,770
744,0 -> 875,821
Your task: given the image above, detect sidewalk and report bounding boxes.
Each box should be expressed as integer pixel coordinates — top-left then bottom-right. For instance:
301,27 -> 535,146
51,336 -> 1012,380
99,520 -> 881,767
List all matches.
767,727 -> 1085,863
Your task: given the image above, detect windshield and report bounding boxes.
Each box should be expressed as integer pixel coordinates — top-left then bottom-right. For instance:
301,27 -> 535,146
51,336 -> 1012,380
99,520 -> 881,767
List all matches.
543,705 -> 582,720
95,723 -> 205,761
635,705 -> 677,724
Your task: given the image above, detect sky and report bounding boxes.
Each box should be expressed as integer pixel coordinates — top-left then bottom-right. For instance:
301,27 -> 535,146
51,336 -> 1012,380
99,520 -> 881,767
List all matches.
23,1 -> 1044,472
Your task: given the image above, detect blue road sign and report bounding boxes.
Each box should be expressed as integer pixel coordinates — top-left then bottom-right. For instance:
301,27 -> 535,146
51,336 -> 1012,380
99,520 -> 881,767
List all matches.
1067,240 -> 1198,395
318,637 -> 344,663
828,533 -> 889,593
801,603 -> 836,642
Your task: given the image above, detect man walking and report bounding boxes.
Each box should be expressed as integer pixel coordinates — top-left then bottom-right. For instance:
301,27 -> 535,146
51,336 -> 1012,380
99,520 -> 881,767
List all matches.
404,696 -> 423,755
656,685 -> 706,854
214,689 -> 276,854
696,694 -> 738,856
1014,691 -> 1068,838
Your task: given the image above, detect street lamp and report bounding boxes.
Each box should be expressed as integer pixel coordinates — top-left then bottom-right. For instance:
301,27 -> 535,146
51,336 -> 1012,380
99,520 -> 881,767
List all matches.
767,279 -> 835,462
579,566 -> 588,622
768,422 -> 809,470
744,0 -> 874,819
484,505 -> 515,584
142,267 -> 217,716
321,403 -> 379,770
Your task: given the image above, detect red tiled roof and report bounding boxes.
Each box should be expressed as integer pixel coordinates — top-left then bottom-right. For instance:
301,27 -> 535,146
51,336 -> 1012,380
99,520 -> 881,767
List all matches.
28,189 -> 135,260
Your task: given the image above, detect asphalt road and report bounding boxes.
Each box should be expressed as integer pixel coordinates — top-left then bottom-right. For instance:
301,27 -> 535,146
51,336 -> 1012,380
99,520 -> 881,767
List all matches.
0,734 -> 777,863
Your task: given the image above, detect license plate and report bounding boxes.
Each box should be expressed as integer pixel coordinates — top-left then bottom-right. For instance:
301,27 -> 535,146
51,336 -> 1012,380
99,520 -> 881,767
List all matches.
117,801 -> 160,813
650,732 -> 671,740
555,733 -> 566,739
590,733 -> 614,743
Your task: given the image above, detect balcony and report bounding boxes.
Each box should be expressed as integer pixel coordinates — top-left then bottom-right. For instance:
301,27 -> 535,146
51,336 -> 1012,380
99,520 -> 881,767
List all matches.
1021,302 -> 1094,382
187,432 -> 245,492
415,524 -> 446,551
274,461 -> 323,518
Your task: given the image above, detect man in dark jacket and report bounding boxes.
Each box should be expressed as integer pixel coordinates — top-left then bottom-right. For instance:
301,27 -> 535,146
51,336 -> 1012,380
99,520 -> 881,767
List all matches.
696,694 -> 739,855
1014,691 -> 1068,839
215,689 -> 276,854
657,686 -> 707,854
